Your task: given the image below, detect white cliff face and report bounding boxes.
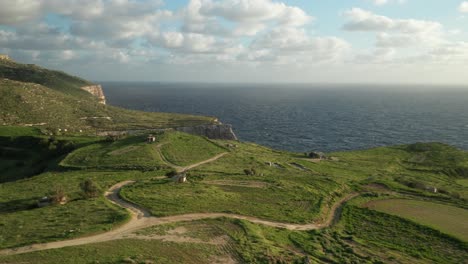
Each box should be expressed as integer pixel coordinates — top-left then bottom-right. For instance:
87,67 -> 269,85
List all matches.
81,85 -> 106,104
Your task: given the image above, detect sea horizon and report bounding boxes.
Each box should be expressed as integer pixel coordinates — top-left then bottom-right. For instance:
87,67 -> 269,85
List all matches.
102,82 -> 468,153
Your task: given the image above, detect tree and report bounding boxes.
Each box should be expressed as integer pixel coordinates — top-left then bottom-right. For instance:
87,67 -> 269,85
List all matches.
80,179 -> 101,198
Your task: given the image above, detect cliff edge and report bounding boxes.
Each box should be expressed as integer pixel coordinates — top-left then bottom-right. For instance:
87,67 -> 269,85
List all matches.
176,124 -> 238,140
81,85 -> 106,104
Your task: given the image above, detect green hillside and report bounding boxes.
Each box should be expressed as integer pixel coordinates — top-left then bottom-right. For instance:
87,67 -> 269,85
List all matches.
0,59 -> 215,133
0,59 -> 92,97
0,124 -> 467,263
0,60 -> 467,263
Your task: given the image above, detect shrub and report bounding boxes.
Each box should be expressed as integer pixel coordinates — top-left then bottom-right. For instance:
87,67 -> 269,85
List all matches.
80,179 -> 101,198
243,168 -> 257,176
165,170 -> 178,178
49,184 -> 67,204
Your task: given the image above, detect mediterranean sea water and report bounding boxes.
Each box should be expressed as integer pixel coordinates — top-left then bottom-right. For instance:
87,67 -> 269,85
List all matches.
102,82 -> 468,153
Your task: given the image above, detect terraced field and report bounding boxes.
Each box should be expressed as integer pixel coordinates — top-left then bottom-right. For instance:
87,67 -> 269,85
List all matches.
364,199 -> 468,241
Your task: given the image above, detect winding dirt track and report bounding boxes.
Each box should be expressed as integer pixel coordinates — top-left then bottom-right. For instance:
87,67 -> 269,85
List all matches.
0,153 -> 357,256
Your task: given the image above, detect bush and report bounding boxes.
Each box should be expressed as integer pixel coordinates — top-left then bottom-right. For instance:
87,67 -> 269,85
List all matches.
243,168 -> 257,176
49,184 -> 67,204
80,179 -> 101,198
165,170 -> 178,178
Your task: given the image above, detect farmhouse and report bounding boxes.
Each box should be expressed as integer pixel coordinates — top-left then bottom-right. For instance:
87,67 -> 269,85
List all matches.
174,173 -> 187,183
147,134 -> 156,143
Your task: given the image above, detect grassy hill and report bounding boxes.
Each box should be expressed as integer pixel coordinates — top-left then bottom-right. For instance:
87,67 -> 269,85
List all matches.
0,59 -> 92,97
0,59 -> 216,133
0,126 -> 467,263
0,60 -> 467,263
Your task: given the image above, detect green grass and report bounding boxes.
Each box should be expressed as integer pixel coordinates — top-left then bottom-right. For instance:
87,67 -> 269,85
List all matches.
0,170 -> 165,249
0,239 -> 221,264
340,205 -> 468,263
121,140 -> 347,224
61,135 -> 166,170
0,79 -> 215,132
0,126 -> 41,136
364,199 -> 468,241
159,131 -> 227,166
0,59 -> 92,96
0,134 -> 103,182
457,179 -> 468,187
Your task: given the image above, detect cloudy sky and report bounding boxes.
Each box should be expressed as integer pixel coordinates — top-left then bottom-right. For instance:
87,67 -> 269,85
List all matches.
1,0 -> 467,84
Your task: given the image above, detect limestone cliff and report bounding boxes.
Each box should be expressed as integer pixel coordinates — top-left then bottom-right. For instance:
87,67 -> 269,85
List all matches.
175,124 -> 238,140
81,85 -> 106,104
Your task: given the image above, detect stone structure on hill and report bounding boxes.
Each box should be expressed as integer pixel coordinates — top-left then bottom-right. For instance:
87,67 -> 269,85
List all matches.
81,85 -> 106,104
0,54 -> 10,60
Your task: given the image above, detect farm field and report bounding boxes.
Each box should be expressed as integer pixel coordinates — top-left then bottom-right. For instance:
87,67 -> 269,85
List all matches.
364,199 -> 468,241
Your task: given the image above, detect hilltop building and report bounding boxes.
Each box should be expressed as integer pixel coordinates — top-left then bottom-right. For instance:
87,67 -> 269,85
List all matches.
0,54 -> 10,60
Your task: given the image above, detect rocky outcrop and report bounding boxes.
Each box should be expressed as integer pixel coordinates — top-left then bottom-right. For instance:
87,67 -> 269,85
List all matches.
175,124 -> 238,140
81,85 -> 106,104
0,54 -> 10,61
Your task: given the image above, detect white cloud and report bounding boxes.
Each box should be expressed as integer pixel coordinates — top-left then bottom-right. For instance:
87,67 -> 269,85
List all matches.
0,0 -> 41,25
343,8 -> 442,34
459,2 -> 468,13
343,8 -> 445,49
181,0 -> 313,37
370,0 -> 406,6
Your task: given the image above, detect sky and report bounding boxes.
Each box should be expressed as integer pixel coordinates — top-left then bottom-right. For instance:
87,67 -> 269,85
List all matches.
0,0 -> 468,84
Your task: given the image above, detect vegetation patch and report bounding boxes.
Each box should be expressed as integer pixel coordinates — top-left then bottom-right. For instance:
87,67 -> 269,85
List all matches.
341,205 -> 468,263
159,131 -> 226,166
364,199 -> 468,241
61,135 -> 165,170
0,170 -> 163,249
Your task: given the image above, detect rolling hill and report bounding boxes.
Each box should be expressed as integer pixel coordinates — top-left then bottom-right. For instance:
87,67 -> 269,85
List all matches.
0,58 -> 216,133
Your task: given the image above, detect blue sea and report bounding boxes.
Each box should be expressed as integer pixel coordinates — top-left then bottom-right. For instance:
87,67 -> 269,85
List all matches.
102,82 -> 468,153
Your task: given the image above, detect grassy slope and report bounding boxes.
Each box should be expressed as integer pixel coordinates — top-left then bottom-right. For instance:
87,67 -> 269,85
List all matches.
61,131 -> 226,169
0,126 -> 467,263
60,135 -> 166,169
0,239 -> 221,264
0,169 -> 167,249
0,59 -> 215,131
364,199 -> 468,241
122,139 -> 347,224
3,216 -> 466,264
0,134 -> 103,182
0,59 -> 92,97
0,79 -> 215,131
159,131 -> 227,166
340,205 -> 467,263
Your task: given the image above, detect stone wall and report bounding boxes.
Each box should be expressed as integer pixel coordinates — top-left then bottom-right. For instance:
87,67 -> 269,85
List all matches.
175,124 -> 238,140
81,85 -> 106,104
